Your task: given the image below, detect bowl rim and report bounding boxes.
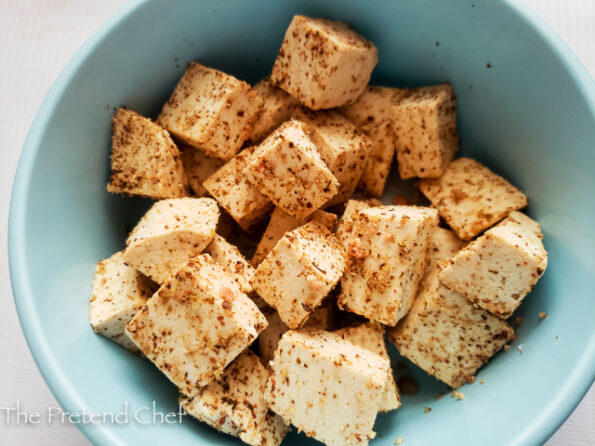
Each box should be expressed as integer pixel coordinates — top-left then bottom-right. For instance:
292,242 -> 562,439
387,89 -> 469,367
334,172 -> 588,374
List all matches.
8,0 -> 595,445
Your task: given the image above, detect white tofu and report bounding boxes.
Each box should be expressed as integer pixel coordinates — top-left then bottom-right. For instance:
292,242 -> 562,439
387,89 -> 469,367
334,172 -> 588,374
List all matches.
440,211 -> 548,318
423,227 -> 465,278
338,205 -> 438,326
126,254 -> 267,397
418,157 -> 528,240
89,251 -> 157,353
181,146 -> 225,197
265,330 -> 389,446
123,198 -> 219,284
271,15 -> 378,110
180,351 -> 288,446
204,234 -> 256,294
335,199 -> 382,247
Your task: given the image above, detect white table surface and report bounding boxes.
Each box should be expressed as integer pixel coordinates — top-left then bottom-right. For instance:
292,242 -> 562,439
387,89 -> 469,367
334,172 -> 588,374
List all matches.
0,1 -> 593,444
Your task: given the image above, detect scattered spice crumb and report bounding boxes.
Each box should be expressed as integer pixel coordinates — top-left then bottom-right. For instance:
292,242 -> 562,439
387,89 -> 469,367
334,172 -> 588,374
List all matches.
394,438 -> 403,445
397,376 -> 419,395
424,407 -> 432,413
451,391 -> 465,400
555,336 -> 559,340
518,344 -> 524,353
486,62 -> 492,68
514,317 -> 524,328
503,344 -> 511,352
539,312 -> 547,319
436,392 -> 445,400
480,379 -> 485,385
435,41 -> 440,47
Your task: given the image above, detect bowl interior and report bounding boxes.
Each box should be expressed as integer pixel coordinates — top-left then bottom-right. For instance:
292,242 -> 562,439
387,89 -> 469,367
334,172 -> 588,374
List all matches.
9,0 -> 595,445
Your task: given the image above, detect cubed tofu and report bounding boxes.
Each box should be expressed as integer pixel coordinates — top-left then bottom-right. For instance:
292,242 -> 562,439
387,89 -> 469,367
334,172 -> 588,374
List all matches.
107,108 -> 188,199
439,211 -> 548,318
180,351 -> 288,446
418,158 -> 528,240
123,198 -> 219,284
271,15 -> 378,110
338,205 -> 438,326
252,222 -> 346,329
157,62 -> 263,160
203,147 -> 274,231
392,84 -> 458,179
388,268 -> 515,388
252,207 -> 338,266
89,251 -> 158,353
335,322 -> 400,412
181,146 -> 225,196
126,255 -> 267,397
243,120 -> 339,219
204,234 -> 256,294
250,77 -> 300,143
292,108 -> 369,207
335,199 -> 382,247
423,227 -> 465,278
339,86 -> 410,196
265,330 -> 389,446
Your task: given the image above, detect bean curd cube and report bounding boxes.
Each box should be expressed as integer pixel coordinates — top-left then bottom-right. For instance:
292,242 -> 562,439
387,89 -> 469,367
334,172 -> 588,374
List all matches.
423,227 -> 465,277
339,86 -> 410,196
123,198 -> 219,284
335,199 -> 382,247
338,205 -> 438,326
265,330 -> 389,446
440,211 -> 548,318
244,120 -> 339,219
204,234 -> 256,294
335,322 -> 400,412
107,108 -> 188,199
251,222 -> 346,329
157,62 -> 263,160
126,255 -> 267,397
180,351 -> 288,446
418,157 -> 528,240
388,268 -> 514,388
203,147 -> 274,231
181,146 -> 225,197
392,84 -> 459,179
89,251 -> 158,353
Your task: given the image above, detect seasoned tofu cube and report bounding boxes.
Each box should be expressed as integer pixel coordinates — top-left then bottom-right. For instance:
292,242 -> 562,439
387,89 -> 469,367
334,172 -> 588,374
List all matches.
388,268 -> 514,388
250,77 -> 300,143
181,146 -> 225,197
418,158 -> 528,240
180,351 -> 288,446
123,198 -> 219,284
203,147 -> 274,231
335,322 -> 400,412
392,84 -> 458,179
89,251 -> 158,353
292,108 -> 370,207
126,255 -> 267,397
107,108 -> 188,199
265,330 -> 389,446
157,62 -> 263,160
339,86 -> 410,196
440,211 -> 548,318
338,206 -> 438,326
252,222 -> 346,329
252,207 -> 337,266
424,227 -> 465,277
204,234 -> 256,294
271,15 -> 378,110
244,120 -> 339,219
336,198 -> 382,247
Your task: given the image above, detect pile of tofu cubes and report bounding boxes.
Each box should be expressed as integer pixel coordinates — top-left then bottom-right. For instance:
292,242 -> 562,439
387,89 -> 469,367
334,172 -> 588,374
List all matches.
89,14 -> 548,446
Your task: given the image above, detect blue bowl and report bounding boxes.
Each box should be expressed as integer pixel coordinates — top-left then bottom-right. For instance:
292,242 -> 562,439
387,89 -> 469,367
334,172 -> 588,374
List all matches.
9,0 -> 595,445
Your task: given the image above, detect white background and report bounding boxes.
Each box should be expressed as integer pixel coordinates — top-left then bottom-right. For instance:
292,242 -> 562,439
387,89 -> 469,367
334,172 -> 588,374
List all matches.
0,0 -> 593,444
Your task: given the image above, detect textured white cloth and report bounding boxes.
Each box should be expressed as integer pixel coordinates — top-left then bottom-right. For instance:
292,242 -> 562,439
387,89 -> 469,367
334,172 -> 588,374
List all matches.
0,1 -> 593,444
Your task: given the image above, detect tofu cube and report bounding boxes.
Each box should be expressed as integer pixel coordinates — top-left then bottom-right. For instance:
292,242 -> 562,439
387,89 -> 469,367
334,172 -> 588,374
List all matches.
424,227 -> 465,278
338,206 -> 438,326
250,77 -> 300,143
418,157 -> 528,240
107,108 -> 188,199
252,207 -> 337,266
440,211 -> 548,318
123,198 -> 219,284
292,108 -> 370,207
392,84 -> 459,179
336,198 -> 382,247
157,62 -> 263,160
244,120 -> 339,219
388,268 -> 515,388
251,222 -> 346,329
265,330 -> 389,446
203,147 -> 274,231
335,322 -> 400,412
204,234 -> 256,294
339,86 -> 410,196
181,146 -> 225,197
180,351 -> 288,446
126,254 -> 267,396
89,251 -> 158,353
